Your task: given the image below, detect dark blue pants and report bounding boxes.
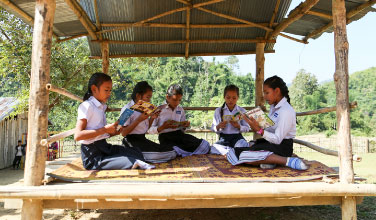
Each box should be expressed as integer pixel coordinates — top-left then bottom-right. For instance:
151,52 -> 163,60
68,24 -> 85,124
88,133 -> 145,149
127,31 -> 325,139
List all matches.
81,139 -> 145,170
215,133 -> 246,148
249,138 -> 293,157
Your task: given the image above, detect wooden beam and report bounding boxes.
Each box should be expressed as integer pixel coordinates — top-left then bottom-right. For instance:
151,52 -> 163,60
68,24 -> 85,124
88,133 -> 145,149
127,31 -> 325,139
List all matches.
185,1 -> 191,59
89,50 -> 275,59
306,10 -> 333,20
197,7 -> 273,32
255,43 -> 265,108
22,0 -> 56,219
332,0 -> 356,219
304,0 -> 376,41
265,0 -> 281,39
64,0 -> 97,39
100,23 -> 275,28
279,33 -> 308,44
92,39 -> 276,45
268,0 -> 320,39
46,84 -> 83,102
40,129 -> 75,146
296,101 -> 357,116
101,42 -> 109,74
1,183 -> 376,199
57,33 -> 88,43
93,0 -> 102,40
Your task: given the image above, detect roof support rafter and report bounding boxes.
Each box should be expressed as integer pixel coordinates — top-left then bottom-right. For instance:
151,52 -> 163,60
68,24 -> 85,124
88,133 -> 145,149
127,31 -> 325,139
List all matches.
100,23 -> 276,28
89,50 -> 275,59
64,0 -> 97,39
303,0 -> 376,41
185,0 -> 192,59
279,33 -> 308,44
91,39 -> 276,45
93,0 -> 102,40
306,10 -> 332,20
268,0 -> 320,40
265,0 -> 281,39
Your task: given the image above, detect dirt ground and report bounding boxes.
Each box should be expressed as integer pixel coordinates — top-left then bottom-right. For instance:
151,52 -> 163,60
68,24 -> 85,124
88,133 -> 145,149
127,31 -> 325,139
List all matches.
1,166 -> 375,220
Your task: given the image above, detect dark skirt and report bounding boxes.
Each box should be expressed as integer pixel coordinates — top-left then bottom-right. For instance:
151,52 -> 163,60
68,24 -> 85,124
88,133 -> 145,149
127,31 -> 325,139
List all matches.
81,139 -> 144,170
216,133 -> 246,148
249,138 -> 293,157
123,134 -> 177,163
159,130 -> 210,156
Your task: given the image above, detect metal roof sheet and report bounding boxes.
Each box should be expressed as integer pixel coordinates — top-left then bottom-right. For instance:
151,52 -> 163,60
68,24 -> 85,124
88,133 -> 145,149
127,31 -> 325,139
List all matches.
0,97 -> 19,121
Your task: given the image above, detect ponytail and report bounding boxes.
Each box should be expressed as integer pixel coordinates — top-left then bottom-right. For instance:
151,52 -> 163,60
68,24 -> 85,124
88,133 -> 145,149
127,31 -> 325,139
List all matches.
264,75 -> 291,104
220,102 -> 226,122
83,72 -> 112,101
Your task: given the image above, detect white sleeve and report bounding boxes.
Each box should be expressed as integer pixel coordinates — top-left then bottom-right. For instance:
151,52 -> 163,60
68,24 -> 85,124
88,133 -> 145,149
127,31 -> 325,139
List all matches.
238,107 -> 250,133
77,102 -> 91,120
211,108 -> 222,133
263,109 -> 295,145
181,109 -> 186,122
148,116 -> 159,134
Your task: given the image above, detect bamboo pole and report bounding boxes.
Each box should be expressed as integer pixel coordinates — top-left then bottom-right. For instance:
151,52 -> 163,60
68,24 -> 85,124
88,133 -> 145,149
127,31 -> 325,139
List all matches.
92,39 -> 277,45
197,7 -> 273,32
185,1 -> 191,59
255,43 -> 265,108
40,129 -> 75,146
22,0 -> 56,219
296,102 -> 357,116
46,84 -> 83,103
265,0 -> 281,39
100,23 -> 275,28
332,0 -> 356,219
101,42 -> 109,74
279,33 -> 308,44
57,33 -> 88,43
304,0 -> 376,41
306,10 -> 333,20
268,0 -> 320,40
89,50 -> 275,59
1,183 -> 376,199
64,0 -> 97,39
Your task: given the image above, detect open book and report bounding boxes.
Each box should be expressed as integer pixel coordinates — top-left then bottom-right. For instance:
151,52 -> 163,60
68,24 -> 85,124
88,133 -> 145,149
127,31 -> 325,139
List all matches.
117,100 -> 159,130
244,107 -> 275,129
167,120 -> 190,129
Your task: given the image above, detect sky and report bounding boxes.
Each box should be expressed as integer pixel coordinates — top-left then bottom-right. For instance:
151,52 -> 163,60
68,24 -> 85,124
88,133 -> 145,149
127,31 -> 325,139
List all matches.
203,0 -> 376,84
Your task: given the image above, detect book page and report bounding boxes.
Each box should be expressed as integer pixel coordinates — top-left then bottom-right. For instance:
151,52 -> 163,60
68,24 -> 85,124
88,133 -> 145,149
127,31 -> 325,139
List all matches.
245,107 -> 275,129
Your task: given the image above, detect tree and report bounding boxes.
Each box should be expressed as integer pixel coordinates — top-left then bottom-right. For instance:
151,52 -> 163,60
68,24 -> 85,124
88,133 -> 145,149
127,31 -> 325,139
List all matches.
289,69 -> 318,111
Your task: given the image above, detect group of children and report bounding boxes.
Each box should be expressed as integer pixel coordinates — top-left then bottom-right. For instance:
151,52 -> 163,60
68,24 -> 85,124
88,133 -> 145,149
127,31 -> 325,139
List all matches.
74,72 -> 308,171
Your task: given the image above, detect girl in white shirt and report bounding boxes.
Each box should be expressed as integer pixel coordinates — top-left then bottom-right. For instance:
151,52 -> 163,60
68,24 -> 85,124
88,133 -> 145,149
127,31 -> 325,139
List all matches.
227,76 -> 308,170
120,81 -> 177,163
149,84 -> 210,157
74,73 -> 154,170
210,85 -> 250,155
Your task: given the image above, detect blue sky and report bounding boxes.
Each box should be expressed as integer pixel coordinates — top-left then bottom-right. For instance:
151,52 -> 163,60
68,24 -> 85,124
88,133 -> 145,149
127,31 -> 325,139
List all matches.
204,1 -> 376,84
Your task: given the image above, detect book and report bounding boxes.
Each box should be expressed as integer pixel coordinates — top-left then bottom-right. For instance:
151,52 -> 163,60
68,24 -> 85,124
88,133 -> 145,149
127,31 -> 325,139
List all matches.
244,107 -> 275,129
130,100 -> 159,115
117,108 -> 134,131
222,112 -> 241,122
166,120 -> 190,129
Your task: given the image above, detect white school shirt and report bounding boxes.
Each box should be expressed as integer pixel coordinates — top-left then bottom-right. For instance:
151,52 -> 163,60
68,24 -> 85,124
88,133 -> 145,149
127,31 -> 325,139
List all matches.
16,146 -> 23,156
211,104 -> 250,134
263,97 -> 296,145
120,100 -> 150,134
77,96 -> 110,144
148,104 -> 186,134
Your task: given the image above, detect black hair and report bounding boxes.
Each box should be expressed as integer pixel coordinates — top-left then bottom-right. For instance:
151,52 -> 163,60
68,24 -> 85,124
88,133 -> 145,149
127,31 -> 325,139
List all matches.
83,72 -> 112,101
264,75 -> 291,104
131,81 -> 153,102
220,84 -> 240,121
166,84 -> 183,97
18,140 -> 21,143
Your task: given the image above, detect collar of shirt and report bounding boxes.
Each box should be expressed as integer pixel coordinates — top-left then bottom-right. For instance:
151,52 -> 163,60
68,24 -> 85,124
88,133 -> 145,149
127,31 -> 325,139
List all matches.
274,97 -> 287,109
89,96 -> 107,111
223,104 -> 241,113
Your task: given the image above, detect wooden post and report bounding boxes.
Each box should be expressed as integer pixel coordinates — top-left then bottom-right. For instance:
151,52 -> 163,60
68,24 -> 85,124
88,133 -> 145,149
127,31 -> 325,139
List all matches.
255,43 -> 265,107
332,0 -> 356,219
101,41 -> 109,74
22,0 -> 56,219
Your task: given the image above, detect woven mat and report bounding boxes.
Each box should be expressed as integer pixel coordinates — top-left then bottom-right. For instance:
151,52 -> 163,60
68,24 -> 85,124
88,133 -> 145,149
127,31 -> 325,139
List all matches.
47,154 -> 336,183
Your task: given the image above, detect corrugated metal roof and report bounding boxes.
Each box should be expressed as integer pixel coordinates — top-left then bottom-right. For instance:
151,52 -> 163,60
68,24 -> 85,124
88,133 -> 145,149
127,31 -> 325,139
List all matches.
1,0 -> 374,57
284,0 -> 376,39
0,97 -> 19,121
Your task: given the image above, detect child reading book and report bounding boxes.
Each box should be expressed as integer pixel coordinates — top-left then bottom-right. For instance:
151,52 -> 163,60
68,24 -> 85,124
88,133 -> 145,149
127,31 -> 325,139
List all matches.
210,85 -> 250,155
149,84 -> 210,157
226,75 -> 308,170
74,73 -> 154,170
120,81 -> 177,163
